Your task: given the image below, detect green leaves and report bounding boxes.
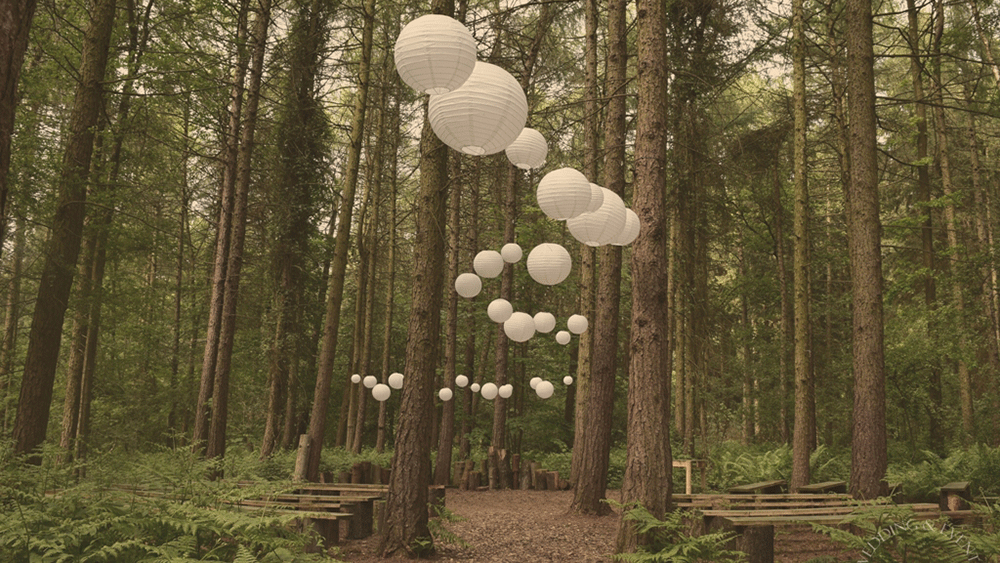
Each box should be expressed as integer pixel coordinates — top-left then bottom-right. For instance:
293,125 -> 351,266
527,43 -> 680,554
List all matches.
610,502 -> 746,563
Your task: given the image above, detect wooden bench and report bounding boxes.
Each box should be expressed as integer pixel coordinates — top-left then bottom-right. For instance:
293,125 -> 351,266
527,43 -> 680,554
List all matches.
939,481 -> 971,511
672,459 -> 709,494
795,480 -> 846,494
728,480 -> 786,495
674,492 -> 855,510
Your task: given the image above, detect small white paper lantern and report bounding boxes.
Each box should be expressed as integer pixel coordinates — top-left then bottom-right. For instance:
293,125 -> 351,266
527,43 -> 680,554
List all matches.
394,15 -> 477,95
503,311 -> 536,342
439,387 -> 454,401
454,273 -> 482,298
568,314 -> 589,334
567,188 -> 627,247
363,375 -> 378,388
612,209 -> 641,246
428,62 -> 528,155
526,243 -> 572,286
586,183 -> 605,213
563,376 -> 574,385
487,298 -> 514,323
532,312 -> 556,333
555,330 -> 571,345
388,372 -> 404,389
351,373 -> 361,384
470,382 -> 481,393
372,383 -> 391,401
529,376 -> 542,389
455,374 -> 469,388
536,380 -> 554,399
501,243 -> 523,263
474,250 -> 504,278
505,127 -> 547,169
536,168 -> 592,220
481,382 -> 498,400
499,384 -> 513,399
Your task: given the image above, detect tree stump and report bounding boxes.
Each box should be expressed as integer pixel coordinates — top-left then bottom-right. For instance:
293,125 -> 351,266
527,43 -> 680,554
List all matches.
519,461 -> 532,490
535,469 -> 548,490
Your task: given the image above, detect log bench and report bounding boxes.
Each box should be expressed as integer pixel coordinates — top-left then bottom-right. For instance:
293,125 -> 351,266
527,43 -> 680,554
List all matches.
795,480 -> 847,494
728,480 -> 786,495
939,481 -> 971,511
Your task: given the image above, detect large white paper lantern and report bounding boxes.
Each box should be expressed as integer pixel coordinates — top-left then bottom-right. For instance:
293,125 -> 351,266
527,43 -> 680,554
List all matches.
536,380 -> 554,399
555,330 -> 571,345
586,183 -> 605,213
526,243 -> 572,286
563,376 -> 574,385
536,168 -> 592,220
532,312 -> 556,333
505,127 -> 547,170
568,314 -> 589,334
351,373 -> 361,384
363,375 -> 378,388
612,209 -> 641,246
388,372 -> 404,389
503,311 -> 536,342
394,15 -> 477,95
501,243 -> 523,263
428,62 -> 528,155
487,298 -> 513,323
470,382 -> 481,393
567,188 -> 627,247
474,250 -> 504,278
372,383 -> 391,402
499,384 -> 513,399
439,387 -> 454,401
529,376 -> 542,389
456,374 -> 469,388
481,382 -> 499,400
454,273 -> 482,298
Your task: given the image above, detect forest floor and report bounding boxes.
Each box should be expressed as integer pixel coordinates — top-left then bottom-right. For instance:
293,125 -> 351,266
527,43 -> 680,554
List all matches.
335,489 -> 862,562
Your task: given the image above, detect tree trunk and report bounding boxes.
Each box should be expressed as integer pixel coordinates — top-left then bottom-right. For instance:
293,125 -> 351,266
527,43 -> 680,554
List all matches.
435,146 -> 461,486
12,0 -> 117,458
774,163 -> 791,445
0,215 -> 25,432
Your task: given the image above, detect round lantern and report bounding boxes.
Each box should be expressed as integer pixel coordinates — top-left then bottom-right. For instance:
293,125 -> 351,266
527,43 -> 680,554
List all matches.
526,243 -> 572,286
470,382 -> 481,393
536,380 -> 554,399
586,183 -> 605,213
372,383 -> 391,402
532,311 -> 556,333
481,382 -> 499,400
529,376 -> 542,389
505,127 -> 547,170
439,387 -> 454,401
428,61 -> 528,155
499,384 -> 513,399
567,188 -> 627,247
536,168 -> 592,220
473,250 -> 504,278
456,374 -> 469,388
503,312 -> 536,342
351,373 -> 361,384
501,243 -> 523,263
388,372 -> 404,389
555,330 -> 571,345
394,15 -> 477,95
568,314 -> 589,334
563,376 -> 574,385
612,209 -> 641,246
454,273 -> 482,298
487,298 -> 514,323
363,375 -> 378,388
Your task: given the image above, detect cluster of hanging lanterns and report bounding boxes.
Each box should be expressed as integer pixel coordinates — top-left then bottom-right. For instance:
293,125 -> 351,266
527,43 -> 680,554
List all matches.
352,369 -> 567,403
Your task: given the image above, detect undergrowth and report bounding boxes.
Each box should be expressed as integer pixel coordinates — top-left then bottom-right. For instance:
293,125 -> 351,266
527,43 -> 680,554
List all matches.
609,501 -> 745,562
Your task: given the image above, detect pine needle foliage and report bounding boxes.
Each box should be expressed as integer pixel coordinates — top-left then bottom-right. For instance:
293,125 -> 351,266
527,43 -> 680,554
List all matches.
609,502 -> 746,563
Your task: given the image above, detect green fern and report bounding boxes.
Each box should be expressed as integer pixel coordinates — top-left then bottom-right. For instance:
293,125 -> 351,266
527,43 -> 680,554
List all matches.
609,502 -> 745,562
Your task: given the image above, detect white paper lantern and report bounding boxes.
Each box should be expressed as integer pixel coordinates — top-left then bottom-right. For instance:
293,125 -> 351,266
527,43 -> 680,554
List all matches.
473,250 -> 504,278
536,168 -> 592,220
532,312 -> 556,333
394,15 -> 477,95
455,374 -> 469,388
481,382 -> 498,400
363,375 -> 378,388
501,243 -> 523,263
503,311 -> 536,342
529,376 -> 542,389
555,330 -> 571,345
454,272 -> 483,298
568,314 -> 589,334
351,373 -> 361,384
536,380 -> 554,399
388,372 -> 404,389
499,384 -> 513,398
439,387 -> 454,401
567,188 -> 627,247
428,62 -> 528,155
526,243 -> 572,286
612,209 -> 641,246
372,383 -> 391,402
505,127 -> 547,169
487,298 -> 514,323
586,183 -> 605,213
563,376 -> 574,385
470,382 -> 481,393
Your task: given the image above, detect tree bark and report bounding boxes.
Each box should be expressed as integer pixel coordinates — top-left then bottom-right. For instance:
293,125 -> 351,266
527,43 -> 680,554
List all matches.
435,146 -> 461,486
0,215 -> 24,432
